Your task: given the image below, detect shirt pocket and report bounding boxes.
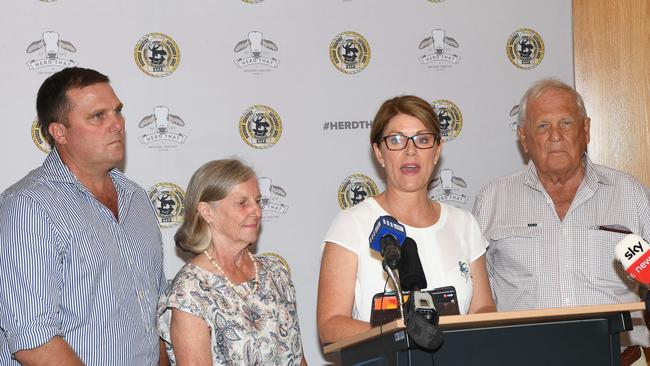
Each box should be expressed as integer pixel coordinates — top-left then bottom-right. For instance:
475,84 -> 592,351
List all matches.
485,225 -> 541,274
487,225 -> 541,245
585,228 -> 629,285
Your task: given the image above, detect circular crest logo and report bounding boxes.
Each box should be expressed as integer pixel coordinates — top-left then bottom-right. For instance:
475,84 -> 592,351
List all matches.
147,182 -> 185,228
337,174 -> 379,210
506,28 -> 544,70
329,31 -> 371,74
134,33 -> 180,77
431,99 -> 463,142
31,120 -> 51,153
239,105 -> 282,149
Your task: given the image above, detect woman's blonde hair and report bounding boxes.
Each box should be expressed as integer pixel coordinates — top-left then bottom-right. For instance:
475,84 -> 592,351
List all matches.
175,159 -> 255,253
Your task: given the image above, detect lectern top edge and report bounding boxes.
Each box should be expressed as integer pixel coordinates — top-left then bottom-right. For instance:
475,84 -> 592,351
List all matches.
322,301 -> 645,354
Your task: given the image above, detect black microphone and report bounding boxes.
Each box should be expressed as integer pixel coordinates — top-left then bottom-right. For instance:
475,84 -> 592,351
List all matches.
380,235 -> 401,270
398,237 -> 443,350
399,237 -> 428,291
368,216 -> 406,270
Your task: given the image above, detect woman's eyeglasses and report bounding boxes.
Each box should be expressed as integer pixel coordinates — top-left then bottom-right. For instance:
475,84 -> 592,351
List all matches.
380,133 -> 438,151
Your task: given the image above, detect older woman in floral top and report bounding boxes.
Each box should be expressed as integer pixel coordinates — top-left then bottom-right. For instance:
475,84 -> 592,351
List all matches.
158,159 -> 306,365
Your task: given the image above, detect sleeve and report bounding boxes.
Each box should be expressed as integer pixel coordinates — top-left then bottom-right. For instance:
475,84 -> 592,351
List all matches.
0,195 -> 63,354
139,187 -> 168,297
322,209 -> 364,255
156,271 -> 206,344
471,183 -> 493,237
638,182 -> 650,243
158,270 -> 169,297
464,210 -> 489,263
471,185 -> 500,303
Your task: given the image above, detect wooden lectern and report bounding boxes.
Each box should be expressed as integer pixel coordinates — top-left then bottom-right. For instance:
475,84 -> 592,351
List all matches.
323,302 -> 645,366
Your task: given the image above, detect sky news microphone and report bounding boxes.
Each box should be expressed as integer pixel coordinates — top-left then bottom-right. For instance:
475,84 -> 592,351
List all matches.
615,234 -> 650,286
369,216 -> 407,270
399,237 -> 428,291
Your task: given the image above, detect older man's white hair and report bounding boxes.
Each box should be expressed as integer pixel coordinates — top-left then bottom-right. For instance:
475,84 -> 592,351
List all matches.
517,78 -> 587,128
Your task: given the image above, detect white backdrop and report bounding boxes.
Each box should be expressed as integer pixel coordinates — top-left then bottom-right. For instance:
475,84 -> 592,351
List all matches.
1,1 -> 573,364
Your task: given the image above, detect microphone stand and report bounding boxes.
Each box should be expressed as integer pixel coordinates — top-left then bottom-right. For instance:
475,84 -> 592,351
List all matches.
383,259 -> 405,320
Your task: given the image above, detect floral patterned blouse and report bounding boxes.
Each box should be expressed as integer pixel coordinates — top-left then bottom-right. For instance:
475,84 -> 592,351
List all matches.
158,254 -> 303,365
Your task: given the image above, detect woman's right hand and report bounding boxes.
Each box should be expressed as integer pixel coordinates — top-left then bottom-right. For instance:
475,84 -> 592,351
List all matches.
316,242 -> 371,344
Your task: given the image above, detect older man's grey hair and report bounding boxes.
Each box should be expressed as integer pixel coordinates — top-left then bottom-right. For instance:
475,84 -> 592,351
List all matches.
517,79 -> 587,128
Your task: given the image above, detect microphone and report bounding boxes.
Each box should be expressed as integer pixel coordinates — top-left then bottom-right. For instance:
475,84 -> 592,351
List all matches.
399,237 -> 428,291
615,234 -> 650,285
369,216 -> 407,319
405,291 -> 443,351
380,235 -> 401,270
397,237 -> 442,350
368,216 -> 406,270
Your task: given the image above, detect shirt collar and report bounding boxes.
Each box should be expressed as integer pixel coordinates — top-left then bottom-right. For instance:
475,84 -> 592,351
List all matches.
42,148 -> 138,193
523,154 -> 612,192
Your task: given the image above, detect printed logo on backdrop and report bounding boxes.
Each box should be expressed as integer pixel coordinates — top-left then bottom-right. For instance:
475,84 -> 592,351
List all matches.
338,174 -> 379,210
134,33 -> 180,77
506,28 -> 544,70
258,177 -> 288,221
430,99 -> 463,142
138,106 -> 187,150
147,182 -> 185,228
239,105 -> 282,149
234,31 -> 279,73
418,29 -> 460,68
509,104 -> 520,131
329,31 -> 371,74
426,0 -> 446,3
241,0 -> 264,3
31,120 -> 51,153
26,31 -> 77,72
429,169 -> 469,208
322,120 -> 372,132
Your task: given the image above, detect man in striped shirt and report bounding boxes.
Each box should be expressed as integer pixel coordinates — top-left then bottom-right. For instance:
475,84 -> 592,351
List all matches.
473,79 -> 650,365
0,68 -> 168,365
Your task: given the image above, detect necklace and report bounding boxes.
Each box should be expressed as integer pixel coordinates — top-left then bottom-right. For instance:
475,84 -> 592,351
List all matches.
203,250 -> 259,299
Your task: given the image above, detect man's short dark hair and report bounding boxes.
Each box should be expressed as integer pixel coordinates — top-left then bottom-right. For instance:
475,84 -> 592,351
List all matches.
36,67 -> 110,147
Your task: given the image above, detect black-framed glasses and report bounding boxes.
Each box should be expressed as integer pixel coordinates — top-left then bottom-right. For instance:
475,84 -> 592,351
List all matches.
380,133 -> 438,151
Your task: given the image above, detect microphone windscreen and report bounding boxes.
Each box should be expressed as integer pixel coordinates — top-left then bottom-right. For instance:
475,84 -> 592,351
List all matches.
399,237 -> 428,291
369,216 -> 407,254
615,234 -> 650,285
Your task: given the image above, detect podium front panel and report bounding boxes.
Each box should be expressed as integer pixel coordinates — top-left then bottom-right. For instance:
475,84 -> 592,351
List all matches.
340,312 -> 630,366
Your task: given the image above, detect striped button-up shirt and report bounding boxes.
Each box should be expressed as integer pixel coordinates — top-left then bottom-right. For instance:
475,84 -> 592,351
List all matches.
0,149 -> 166,365
473,156 -> 650,347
